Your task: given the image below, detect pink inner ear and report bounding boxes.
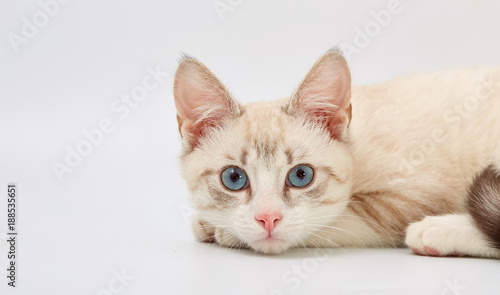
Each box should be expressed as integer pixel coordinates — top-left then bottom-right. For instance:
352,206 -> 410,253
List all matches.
294,63 -> 351,140
175,77 -> 208,120
174,60 -> 237,147
176,82 -> 227,145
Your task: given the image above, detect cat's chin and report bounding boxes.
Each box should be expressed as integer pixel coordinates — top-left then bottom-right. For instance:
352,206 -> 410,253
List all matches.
249,237 -> 291,255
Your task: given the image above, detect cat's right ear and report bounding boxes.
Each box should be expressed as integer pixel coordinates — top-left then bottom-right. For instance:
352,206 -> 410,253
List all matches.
174,56 -> 242,148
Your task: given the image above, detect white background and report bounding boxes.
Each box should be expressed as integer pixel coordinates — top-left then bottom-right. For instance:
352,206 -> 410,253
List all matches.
1,0 -> 500,294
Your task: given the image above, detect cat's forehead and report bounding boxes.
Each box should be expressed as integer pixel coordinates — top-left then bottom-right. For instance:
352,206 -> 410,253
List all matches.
237,100 -> 291,160
239,100 -> 289,141
198,98 -> 330,170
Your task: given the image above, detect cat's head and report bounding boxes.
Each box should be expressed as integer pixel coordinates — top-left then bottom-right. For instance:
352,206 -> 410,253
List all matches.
174,49 -> 353,254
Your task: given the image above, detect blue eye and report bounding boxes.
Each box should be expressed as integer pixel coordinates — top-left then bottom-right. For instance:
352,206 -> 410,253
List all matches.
221,167 -> 249,191
287,165 -> 314,188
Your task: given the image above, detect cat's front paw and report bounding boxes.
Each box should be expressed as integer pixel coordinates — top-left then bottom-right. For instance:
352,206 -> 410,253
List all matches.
213,227 -> 248,249
405,214 -> 500,258
191,218 -> 216,243
191,217 -> 249,249
406,215 -> 464,257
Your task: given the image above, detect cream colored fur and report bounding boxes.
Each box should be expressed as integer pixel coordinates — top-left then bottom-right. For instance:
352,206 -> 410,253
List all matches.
174,50 -> 500,257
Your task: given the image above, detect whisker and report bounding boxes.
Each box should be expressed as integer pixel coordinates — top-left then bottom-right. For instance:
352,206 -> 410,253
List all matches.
305,223 -> 367,248
301,201 -> 397,248
304,231 -> 353,255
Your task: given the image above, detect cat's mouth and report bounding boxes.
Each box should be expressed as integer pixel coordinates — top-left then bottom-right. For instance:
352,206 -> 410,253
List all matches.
258,236 -> 283,242
250,236 -> 290,254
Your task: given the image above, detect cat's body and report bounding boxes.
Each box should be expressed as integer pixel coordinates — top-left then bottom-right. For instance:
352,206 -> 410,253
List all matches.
174,50 -> 500,257
306,67 -> 500,257
339,68 -> 500,246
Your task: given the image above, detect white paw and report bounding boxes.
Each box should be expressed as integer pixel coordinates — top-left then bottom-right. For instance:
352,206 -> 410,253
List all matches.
405,214 -> 500,258
191,217 -> 216,243
213,227 -> 244,248
406,215 -> 464,257
191,217 -> 248,249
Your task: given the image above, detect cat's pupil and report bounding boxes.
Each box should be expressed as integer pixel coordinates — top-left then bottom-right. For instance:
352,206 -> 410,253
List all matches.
230,171 -> 241,182
296,168 -> 306,180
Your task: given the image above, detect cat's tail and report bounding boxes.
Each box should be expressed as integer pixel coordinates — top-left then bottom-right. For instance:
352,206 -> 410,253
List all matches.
468,165 -> 500,249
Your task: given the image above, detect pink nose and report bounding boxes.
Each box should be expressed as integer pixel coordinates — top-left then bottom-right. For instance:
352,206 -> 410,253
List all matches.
255,212 -> 283,233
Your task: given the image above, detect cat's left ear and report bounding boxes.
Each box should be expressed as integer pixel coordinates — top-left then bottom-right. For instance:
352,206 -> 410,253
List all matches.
174,56 -> 243,148
286,49 -> 352,141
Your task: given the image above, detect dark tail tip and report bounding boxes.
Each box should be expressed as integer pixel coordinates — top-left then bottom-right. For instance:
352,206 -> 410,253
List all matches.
468,165 -> 500,249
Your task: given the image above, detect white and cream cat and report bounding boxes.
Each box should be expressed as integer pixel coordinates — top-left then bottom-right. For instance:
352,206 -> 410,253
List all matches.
174,49 -> 500,257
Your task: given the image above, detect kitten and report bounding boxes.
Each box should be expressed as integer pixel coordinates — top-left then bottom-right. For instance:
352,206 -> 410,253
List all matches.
173,49 -> 500,257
